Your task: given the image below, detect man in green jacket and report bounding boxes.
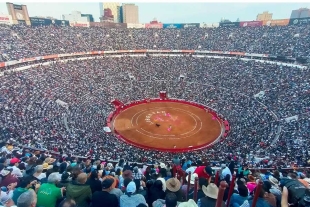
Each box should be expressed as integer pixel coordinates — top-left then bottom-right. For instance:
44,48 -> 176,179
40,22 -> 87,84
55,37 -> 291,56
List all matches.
66,173 -> 92,207
36,172 -> 65,207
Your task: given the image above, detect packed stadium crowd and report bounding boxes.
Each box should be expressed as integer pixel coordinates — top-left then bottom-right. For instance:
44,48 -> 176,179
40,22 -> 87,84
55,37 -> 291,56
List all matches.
0,23 -> 309,207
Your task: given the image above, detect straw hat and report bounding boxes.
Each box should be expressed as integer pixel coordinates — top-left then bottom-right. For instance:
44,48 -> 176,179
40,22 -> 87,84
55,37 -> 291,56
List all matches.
269,176 -> 279,186
166,178 -> 181,192
42,163 -> 52,170
178,199 -> 198,207
186,173 -> 198,185
202,183 -> 219,199
44,157 -> 56,164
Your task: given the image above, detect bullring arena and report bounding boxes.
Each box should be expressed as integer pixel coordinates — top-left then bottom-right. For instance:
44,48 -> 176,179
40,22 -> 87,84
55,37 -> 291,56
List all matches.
110,97 -> 226,152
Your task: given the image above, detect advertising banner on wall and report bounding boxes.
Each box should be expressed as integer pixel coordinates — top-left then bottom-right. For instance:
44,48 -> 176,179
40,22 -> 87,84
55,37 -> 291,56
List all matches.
263,19 -> 289,26
30,17 -> 52,27
219,22 -> 239,27
239,21 -> 263,27
127,23 -> 145,28
52,19 -> 69,26
181,23 -> 200,28
163,23 -> 183,28
70,22 -> 90,27
0,14 -> 13,25
289,17 -> 310,25
200,23 -> 219,28
145,23 -> 163,28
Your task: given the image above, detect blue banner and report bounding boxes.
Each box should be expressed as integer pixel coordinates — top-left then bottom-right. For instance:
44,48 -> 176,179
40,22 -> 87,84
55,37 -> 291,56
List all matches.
181,23 -> 200,28
163,23 -> 183,29
30,17 -> 52,27
289,17 -> 310,25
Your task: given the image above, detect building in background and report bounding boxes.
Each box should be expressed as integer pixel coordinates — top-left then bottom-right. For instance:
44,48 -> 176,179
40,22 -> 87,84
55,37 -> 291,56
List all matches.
121,3 -> 139,24
6,2 -> 31,25
62,11 -> 92,22
256,11 -> 273,21
81,14 -> 94,22
100,2 -> 121,23
100,8 -> 114,22
290,8 -> 310,19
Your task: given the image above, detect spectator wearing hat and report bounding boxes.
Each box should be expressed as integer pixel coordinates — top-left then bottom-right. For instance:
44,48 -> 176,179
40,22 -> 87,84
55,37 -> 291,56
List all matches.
92,178 -> 118,207
57,172 -> 71,189
197,183 -> 219,207
32,165 -> 46,181
194,165 -> 213,180
1,168 -> 19,189
0,190 -> 16,207
7,158 -> 22,178
166,178 -> 184,202
86,171 -> 101,194
36,172 -> 65,207
246,175 -> 257,193
17,189 -> 37,207
229,184 -> 249,207
268,176 -> 281,203
66,173 -> 92,207
120,181 -> 147,207
102,176 -> 123,201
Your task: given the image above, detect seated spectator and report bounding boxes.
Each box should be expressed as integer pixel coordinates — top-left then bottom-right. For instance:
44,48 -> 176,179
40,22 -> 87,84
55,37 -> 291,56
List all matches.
66,173 -> 92,207
92,178 -> 118,207
36,172 -> 64,207
189,177 -> 207,201
237,164 -> 250,179
32,165 -> 46,181
120,181 -> 147,207
58,199 -> 76,207
152,192 -> 181,207
166,178 -> 184,202
246,175 -> 257,193
0,190 -> 15,207
147,180 -> 166,206
248,187 -> 273,207
179,199 -> 198,207
12,177 -> 38,204
1,168 -> 19,188
86,171 -> 101,194
183,173 -> 198,198
262,181 -> 276,207
197,183 -> 219,207
7,158 -> 23,178
102,176 -> 123,201
17,189 -> 37,207
230,184 -> 249,207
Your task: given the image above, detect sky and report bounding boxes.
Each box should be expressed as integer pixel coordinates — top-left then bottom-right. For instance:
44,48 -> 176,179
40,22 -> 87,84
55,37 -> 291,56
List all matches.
0,1 -> 309,23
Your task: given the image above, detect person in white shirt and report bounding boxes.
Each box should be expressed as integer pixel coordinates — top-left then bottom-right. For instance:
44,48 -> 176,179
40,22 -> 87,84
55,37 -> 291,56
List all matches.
7,158 -> 23,178
185,164 -> 197,174
221,164 -> 232,181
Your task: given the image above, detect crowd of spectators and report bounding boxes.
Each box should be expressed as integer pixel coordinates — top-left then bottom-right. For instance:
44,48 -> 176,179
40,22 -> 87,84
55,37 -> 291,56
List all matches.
0,24 -> 310,62
0,23 -> 309,207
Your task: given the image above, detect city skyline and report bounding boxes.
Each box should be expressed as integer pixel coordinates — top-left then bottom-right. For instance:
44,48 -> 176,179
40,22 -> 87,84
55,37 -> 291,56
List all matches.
0,2 -> 310,23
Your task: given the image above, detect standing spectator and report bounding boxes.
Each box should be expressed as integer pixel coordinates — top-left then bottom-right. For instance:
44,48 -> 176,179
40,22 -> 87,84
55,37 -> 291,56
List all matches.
1,168 -> 19,189
36,172 -> 64,207
194,165 -> 213,180
12,177 -> 38,204
66,173 -> 92,207
92,178 -> 118,207
32,165 -> 46,181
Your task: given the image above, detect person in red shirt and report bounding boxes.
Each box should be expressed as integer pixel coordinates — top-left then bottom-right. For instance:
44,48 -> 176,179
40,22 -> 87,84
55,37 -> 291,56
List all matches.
194,165 -> 213,179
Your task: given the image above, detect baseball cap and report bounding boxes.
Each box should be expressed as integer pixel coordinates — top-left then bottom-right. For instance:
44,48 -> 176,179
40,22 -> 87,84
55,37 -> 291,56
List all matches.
10,158 -> 20,165
102,178 -> 114,189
